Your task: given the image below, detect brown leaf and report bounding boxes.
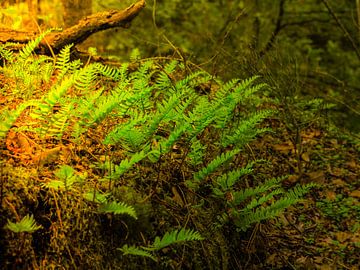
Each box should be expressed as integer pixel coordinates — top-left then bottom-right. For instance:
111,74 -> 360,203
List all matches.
332,178 -> 346,187
325,191 -> 337,201
345,160 -> 358,170
349,190 -> 360,198
273,142 -> 293,153
171,186 -> 185,207
301,152 -> 310,162
307,171 -> 325,183
335,231 -> 351,243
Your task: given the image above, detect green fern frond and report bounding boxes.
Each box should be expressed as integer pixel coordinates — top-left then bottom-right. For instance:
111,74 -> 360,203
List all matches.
286,183 -> 319,199
95,63 -> 120,80
213,163 -> 254,192
184,97 -> 217,139
233,196 -> 298,231
83,191 -> 110,204
213,78 -> 240,105
243,189 -> 284,212
98,201 -> 137,219
41,165 -> 78,190
39,102 -> 72,138
221,110 -> 273,147
33,77 -> 73,117
231,75 -> 261,99
5,215 -> 42,233
232,182 -> 317,231
103,112 -> 148,149
73,64 -> 98,91
145,93 -> 183,138
0,44 -> 14,63
17,29 -> 53,61
159,123 -> 189,154
55,43 -> 73,80
154,60 -> 178,90
118,245 -> 156,261
187,138 -> 206,166
84,90 -> 131,126
233,176 -> 285,205
193,148 -> 241,183
119,228 -> 203,261
0,100 -> 38,139
148,228 -> 204,251
109,149 -> 148,178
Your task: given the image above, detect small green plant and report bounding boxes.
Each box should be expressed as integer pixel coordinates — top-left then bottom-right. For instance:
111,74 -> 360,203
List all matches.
5,215 -> 42,233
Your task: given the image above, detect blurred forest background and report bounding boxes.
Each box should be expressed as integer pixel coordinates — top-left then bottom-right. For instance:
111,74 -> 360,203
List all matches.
1,0 -> 359,134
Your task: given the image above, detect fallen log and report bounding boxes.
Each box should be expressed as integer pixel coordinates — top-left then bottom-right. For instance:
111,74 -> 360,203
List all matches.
0,0 -> 146,53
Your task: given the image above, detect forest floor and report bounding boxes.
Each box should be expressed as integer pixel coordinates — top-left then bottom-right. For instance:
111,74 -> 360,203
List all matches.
242,121 -> 360,269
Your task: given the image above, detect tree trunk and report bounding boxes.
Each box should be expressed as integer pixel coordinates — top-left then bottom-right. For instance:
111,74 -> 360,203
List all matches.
61,0 -> 93,27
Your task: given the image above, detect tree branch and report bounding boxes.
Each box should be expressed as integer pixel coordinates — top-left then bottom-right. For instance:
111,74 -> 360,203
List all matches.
259,0 -> 286,57
321,0 -> 360,61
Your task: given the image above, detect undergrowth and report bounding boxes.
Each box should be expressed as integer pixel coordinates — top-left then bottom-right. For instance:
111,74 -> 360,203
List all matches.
0,31 -> 316,269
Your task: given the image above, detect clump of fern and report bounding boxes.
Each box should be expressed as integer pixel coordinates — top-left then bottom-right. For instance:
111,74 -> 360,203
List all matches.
0,34 -> 317,268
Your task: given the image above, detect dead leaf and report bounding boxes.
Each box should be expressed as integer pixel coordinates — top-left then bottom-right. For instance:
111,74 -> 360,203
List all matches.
287,175 -> 299,184
349,190 -> 360,198
301,152 -> 310,162
335,231 -> 351,243
307,171 -> 325,183
319,264 -> 333,270
171,186 -> 185,207
345,160 -> 358,170
273,142 -> 293,153
325,190 -> 337,201
332,178 -> 346,187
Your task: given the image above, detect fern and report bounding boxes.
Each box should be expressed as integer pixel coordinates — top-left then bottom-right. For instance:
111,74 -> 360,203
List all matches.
73,64 -> 98,92
230,183 -> 317,231
232,176 -> 285,205
187,138 -> 206,166
149,228 -> 204,250
5,215 -> 42,233
83,191 -> 110,204
0,100 -> 38,139
95,63 -> 121,81
98,201 -> 137,219
41,165 -> 79,190
212,163 -> 254,195
107,148 -> 148,179
39,102 -> 72,138
120,245 -> 156,261
55,43 -> 73,80
119,228 -> 203,261
17,29 -> 53,61
193,148 -> 241,184
0,44 -> 14,63
221,110 -> 273,148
